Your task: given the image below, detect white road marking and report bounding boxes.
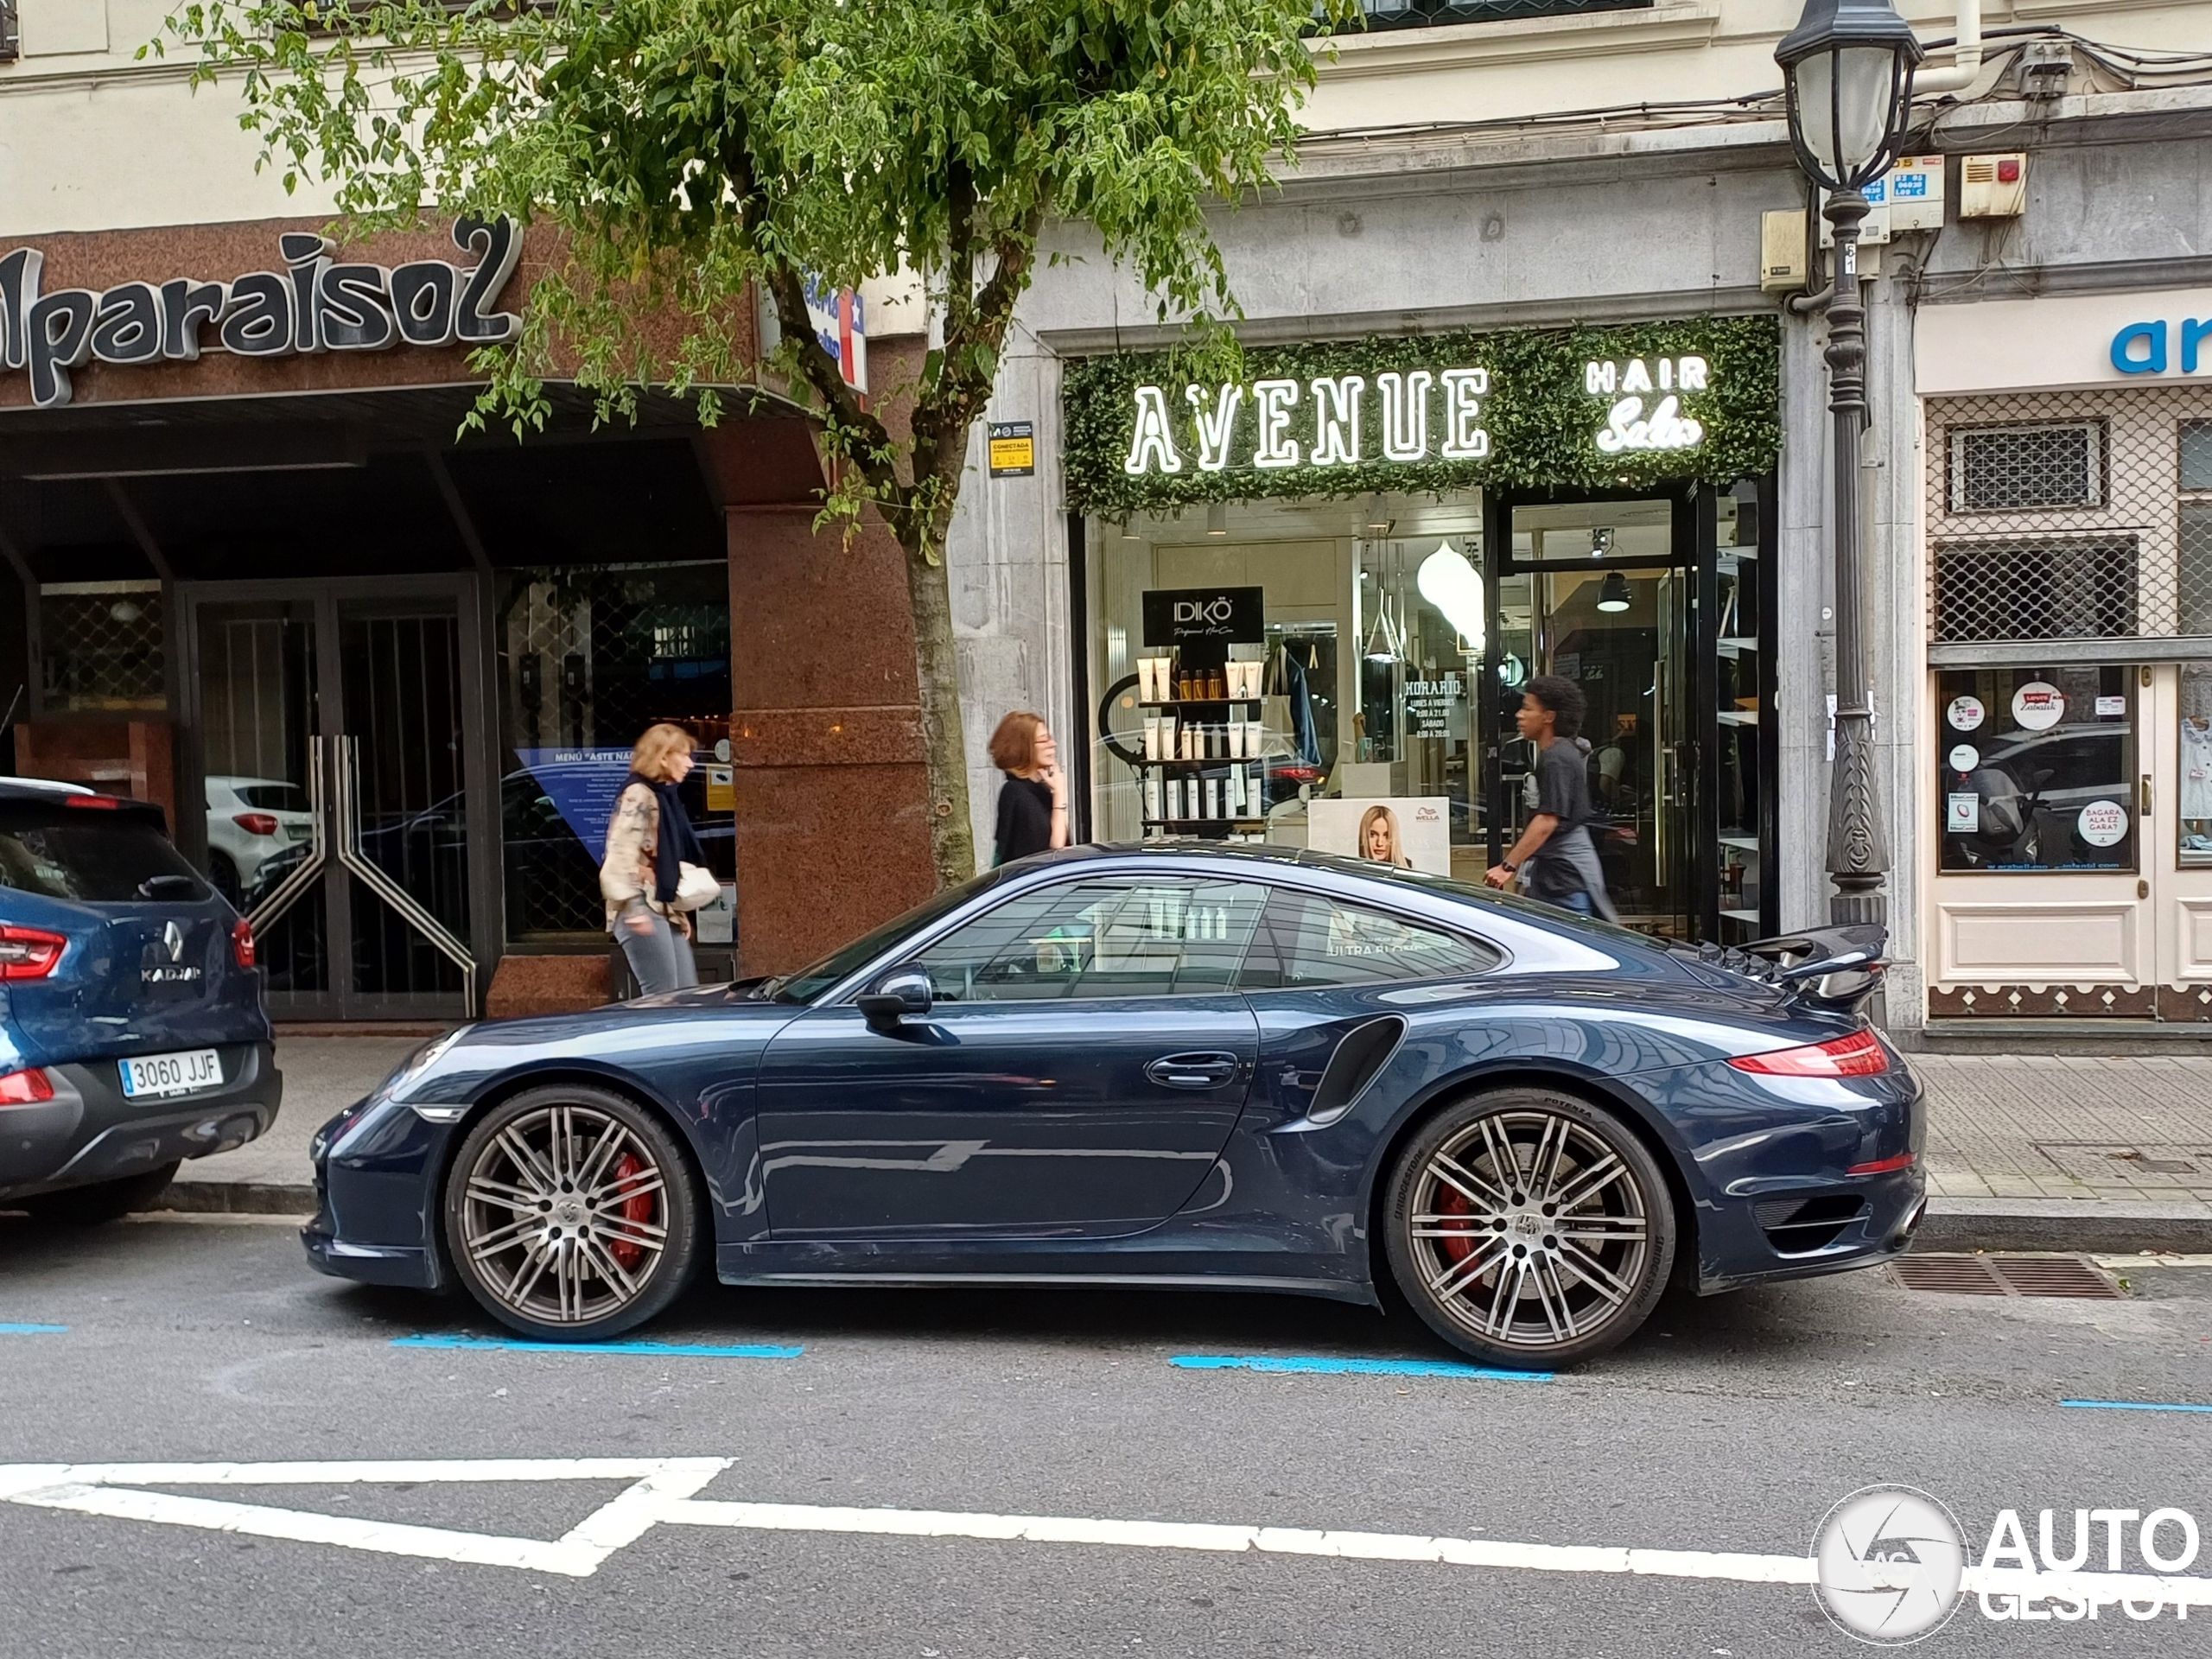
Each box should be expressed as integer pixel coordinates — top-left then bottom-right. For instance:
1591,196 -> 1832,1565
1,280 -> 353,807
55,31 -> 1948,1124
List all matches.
2,1457 -> 2209,1610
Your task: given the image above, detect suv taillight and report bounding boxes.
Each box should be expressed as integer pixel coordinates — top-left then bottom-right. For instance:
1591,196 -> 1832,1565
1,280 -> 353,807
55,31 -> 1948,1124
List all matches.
1727,1030 -> 1890,1078
233,812 -> 279,836
0,1067 -> 54,1105
232,918 -> 257,969
0,925 -> 66,981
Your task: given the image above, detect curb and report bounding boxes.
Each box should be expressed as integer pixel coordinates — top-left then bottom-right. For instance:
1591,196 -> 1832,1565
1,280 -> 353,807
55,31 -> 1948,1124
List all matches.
156,1179 -> 316,1217
1915,1197 -> 2212,1255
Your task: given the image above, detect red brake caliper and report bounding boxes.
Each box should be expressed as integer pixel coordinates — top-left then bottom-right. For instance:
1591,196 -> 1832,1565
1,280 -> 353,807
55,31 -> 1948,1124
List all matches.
611,1153 -> 652,1270
1435,1184 -> 1475,1264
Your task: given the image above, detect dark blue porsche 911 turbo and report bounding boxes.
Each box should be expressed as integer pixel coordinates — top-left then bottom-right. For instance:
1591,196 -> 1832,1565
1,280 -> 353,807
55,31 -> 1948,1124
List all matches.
304,843 -> 1923,1369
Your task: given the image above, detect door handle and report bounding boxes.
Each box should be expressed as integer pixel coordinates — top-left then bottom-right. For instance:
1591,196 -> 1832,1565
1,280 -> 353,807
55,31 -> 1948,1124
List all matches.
1146,1052 -> 1240,1090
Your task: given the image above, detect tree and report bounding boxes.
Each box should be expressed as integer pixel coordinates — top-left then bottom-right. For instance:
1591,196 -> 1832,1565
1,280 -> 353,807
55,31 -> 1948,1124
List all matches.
156,0 -> 1338,888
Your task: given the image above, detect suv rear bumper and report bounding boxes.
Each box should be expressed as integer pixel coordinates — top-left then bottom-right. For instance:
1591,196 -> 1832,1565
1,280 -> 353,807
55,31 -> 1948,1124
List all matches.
0,1042 -> 282,1202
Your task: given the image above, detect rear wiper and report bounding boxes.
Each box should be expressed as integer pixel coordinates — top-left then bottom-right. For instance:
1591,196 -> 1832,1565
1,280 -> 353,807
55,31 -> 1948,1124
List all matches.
137,874 -> 200,899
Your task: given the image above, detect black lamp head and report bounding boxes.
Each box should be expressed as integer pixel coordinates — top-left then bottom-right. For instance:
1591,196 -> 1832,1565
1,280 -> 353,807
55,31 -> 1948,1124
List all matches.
1776,0 -> 1925,192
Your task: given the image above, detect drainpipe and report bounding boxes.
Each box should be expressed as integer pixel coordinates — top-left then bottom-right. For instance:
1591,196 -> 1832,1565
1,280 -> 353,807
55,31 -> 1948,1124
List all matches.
1910,0 -> 1983,96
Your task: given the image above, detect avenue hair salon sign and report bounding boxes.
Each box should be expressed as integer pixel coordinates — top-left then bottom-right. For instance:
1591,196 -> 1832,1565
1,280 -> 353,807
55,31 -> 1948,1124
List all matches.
1060,317 -> 1780,517
0,217 -> 523,410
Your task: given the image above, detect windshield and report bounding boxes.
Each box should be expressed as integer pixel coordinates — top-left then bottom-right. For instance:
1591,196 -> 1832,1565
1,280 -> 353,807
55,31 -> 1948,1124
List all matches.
773,868 -> 1008,1003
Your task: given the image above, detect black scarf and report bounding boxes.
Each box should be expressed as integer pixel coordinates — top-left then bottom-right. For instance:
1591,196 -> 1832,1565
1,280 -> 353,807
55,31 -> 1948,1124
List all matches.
632,772 -> 705,904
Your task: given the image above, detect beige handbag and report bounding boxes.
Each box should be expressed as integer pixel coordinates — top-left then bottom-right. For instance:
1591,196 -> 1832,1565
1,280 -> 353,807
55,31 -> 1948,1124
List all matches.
673,861 -> 721,912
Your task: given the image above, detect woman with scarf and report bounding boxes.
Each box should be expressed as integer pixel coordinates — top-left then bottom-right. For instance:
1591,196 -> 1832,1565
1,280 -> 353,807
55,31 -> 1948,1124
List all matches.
599,722 -> 708,995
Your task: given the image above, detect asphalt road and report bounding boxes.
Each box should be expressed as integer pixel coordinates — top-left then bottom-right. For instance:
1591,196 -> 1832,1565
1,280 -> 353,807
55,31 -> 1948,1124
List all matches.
3,1214 -> 2210,1658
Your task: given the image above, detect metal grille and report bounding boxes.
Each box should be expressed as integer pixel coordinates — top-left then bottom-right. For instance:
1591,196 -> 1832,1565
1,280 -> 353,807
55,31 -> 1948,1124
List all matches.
2183,424 -> 2212,632
1926,385 -> 2212,645
1346,0 -> 1647,27
1891,1254 -> 2123,1299
1933,537 -> 2137,642
1949,422 -> 2104,512
39,582 -> 165,712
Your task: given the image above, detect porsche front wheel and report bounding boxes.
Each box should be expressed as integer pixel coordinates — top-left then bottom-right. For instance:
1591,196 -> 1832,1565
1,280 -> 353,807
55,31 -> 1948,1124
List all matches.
442,1084 -> 702,1342
1384,1089 -> 1675,1370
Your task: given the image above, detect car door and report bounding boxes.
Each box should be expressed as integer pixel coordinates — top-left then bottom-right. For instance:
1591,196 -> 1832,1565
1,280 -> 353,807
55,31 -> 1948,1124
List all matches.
1236,886 -> 1505,1127
755,874 -> 1269,1240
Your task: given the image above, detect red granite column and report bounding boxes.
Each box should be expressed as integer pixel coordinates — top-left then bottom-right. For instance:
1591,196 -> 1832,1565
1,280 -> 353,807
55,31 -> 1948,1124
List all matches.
720,501 -> 937,976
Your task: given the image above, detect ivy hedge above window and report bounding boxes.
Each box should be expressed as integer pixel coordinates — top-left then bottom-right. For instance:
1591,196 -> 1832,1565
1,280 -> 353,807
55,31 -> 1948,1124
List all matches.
1061,315 -> 1780,517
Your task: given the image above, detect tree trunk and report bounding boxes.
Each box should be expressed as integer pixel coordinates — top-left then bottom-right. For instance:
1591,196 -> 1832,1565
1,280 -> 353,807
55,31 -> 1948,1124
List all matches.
904,534 -> 976,888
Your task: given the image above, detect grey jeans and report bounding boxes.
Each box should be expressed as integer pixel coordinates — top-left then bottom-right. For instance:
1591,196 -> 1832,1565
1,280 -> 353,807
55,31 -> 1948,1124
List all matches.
615,899 -> 698,996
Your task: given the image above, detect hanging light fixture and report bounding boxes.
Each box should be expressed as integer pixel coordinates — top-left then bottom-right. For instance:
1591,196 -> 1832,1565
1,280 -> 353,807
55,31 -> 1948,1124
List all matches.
1596,570 -> 1633,613
1205,501 -> 1228,538
1415,541 -> 1486,652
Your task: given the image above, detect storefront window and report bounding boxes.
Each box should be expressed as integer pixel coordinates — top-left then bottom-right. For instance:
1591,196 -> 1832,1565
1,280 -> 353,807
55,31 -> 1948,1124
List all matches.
1936,665 -> 2136,873
2182,664 -> 2212,866
1090,493 -> 1481,880
497,562 -> 734,942
39,581 -> 165,713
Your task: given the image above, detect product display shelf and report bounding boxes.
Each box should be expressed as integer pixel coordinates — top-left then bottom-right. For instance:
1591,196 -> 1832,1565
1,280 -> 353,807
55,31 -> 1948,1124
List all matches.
1143,818 -> 1268,830
1140,699 -> 1261,711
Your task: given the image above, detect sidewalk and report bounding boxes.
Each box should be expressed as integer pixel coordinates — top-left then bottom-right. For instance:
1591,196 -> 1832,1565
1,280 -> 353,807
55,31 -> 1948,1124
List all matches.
158,1039 -> 2212,1250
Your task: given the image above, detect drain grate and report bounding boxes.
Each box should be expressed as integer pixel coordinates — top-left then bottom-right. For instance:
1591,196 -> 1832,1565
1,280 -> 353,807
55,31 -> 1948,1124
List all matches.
1891,1254 -> 2124,1299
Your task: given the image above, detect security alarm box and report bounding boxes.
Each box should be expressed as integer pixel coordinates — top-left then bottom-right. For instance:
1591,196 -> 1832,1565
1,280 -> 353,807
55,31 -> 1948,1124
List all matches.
1761,211 -> 1807,293
1885,156 -> 1945,231
1961,154 -> 2027,218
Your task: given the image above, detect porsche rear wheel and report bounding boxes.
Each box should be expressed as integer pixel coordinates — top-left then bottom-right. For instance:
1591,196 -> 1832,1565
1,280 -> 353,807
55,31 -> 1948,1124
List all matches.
443,1084 -> 702,1342
1384,1089 -> 1675,1370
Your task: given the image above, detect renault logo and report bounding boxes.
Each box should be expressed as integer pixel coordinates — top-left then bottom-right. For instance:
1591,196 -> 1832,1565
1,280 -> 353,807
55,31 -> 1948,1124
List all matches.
163,922 -> 186,962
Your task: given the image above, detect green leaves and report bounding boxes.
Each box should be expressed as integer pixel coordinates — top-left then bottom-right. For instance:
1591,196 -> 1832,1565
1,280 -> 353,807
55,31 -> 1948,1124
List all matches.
1062,319 -> 1784,517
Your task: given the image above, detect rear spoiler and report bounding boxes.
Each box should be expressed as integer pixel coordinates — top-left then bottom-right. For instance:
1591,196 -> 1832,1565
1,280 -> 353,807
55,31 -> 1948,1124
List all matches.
1673,924 -> 1886,1016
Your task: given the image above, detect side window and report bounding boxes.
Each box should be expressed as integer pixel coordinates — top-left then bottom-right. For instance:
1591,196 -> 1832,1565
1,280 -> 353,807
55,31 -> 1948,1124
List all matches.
1239,889 -> 1500,990
910,878 -> 1269,1002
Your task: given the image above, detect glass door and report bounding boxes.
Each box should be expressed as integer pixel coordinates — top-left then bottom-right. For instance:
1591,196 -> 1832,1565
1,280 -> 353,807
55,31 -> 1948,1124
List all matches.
181,578 -> 490,1020
1487,497 -> 1694,940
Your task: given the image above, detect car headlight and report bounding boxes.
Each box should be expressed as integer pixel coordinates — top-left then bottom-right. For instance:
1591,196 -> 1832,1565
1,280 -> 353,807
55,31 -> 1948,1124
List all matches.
382,1027 -> 469,1102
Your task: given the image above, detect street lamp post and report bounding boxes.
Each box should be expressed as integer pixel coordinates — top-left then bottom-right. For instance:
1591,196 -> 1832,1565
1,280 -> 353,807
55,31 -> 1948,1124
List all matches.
1776,0 -> 1923,929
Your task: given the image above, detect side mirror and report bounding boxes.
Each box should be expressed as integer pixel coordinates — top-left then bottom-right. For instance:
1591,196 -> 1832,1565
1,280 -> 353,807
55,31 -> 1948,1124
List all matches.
856,967 -> 933,1030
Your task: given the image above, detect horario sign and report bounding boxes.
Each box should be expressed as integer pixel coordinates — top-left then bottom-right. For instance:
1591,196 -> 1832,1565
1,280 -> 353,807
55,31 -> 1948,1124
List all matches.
0,217 -> 524,410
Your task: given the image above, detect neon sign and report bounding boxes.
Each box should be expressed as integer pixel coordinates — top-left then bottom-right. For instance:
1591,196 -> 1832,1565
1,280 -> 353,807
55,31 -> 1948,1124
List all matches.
1122,368 -> 1490,476
1587,356 -> 1708,454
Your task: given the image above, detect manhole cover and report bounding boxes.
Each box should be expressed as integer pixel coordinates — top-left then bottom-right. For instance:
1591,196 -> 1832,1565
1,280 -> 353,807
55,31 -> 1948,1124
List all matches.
1891,1254 -> 2123,1299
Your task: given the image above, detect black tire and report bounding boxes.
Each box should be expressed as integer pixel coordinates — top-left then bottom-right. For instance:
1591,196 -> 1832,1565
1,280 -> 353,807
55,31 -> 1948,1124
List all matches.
209,853 -> 242,909
23,1160 -> 181,1224
442,1084 -> 703,1342
1382,1088 -> 1675,1370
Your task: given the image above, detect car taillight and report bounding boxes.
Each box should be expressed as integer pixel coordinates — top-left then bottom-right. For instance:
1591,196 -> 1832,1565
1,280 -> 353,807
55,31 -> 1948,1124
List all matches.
1726,1029 -> 1891,1078
233,812 -> 280,836
60,794 -> 120,809
232,918 -> 257,969
0,1067 -> 54,1105
0,925 -> 66,981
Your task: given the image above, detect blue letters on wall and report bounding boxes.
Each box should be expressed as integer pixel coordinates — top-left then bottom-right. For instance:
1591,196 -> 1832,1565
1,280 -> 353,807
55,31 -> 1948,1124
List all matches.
2111,317 -> 2212,377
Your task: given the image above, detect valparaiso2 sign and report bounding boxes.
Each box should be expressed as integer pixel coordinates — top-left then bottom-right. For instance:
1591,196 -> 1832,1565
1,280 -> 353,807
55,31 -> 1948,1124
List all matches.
0,217 -> 523,410
1061,318 -> 1781,517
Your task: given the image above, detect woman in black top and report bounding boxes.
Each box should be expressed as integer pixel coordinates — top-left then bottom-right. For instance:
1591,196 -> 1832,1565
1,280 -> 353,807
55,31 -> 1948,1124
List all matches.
989,710 -> 1069,865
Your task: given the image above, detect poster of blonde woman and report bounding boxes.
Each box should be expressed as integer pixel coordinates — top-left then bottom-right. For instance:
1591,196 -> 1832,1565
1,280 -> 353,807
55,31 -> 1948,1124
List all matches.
1306,798 -> 1451,875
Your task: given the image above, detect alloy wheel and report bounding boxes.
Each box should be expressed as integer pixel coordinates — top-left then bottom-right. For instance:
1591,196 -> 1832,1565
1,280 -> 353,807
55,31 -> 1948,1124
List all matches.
455,1102 -> 672,1326
1399,1103 -> 1660,1355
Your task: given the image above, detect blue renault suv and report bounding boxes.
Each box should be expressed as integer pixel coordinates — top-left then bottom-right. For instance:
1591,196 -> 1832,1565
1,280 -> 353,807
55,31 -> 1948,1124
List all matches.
0,779 -> 280,1221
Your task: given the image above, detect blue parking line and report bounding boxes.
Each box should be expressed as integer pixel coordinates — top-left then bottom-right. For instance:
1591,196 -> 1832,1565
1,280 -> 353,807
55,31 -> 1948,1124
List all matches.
391,1333 -> 802,1359
1172,1353 -> 1553,1382
2062,1399 -> 2212,1414
0,1322 -> 67,1335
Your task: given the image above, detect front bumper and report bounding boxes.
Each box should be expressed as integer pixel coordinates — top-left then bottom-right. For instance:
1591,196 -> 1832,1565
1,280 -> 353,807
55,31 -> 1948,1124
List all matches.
0,1042 -> 281,1203
302,1094 -> 453,1292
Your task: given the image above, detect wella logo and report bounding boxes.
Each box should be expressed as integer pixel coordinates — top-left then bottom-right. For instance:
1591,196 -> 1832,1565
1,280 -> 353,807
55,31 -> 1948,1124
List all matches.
2109,315 -> 2212,377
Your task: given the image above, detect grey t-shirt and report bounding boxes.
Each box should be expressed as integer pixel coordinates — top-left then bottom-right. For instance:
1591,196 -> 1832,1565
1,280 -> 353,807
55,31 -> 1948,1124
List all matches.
1524,738 -> 1592,895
